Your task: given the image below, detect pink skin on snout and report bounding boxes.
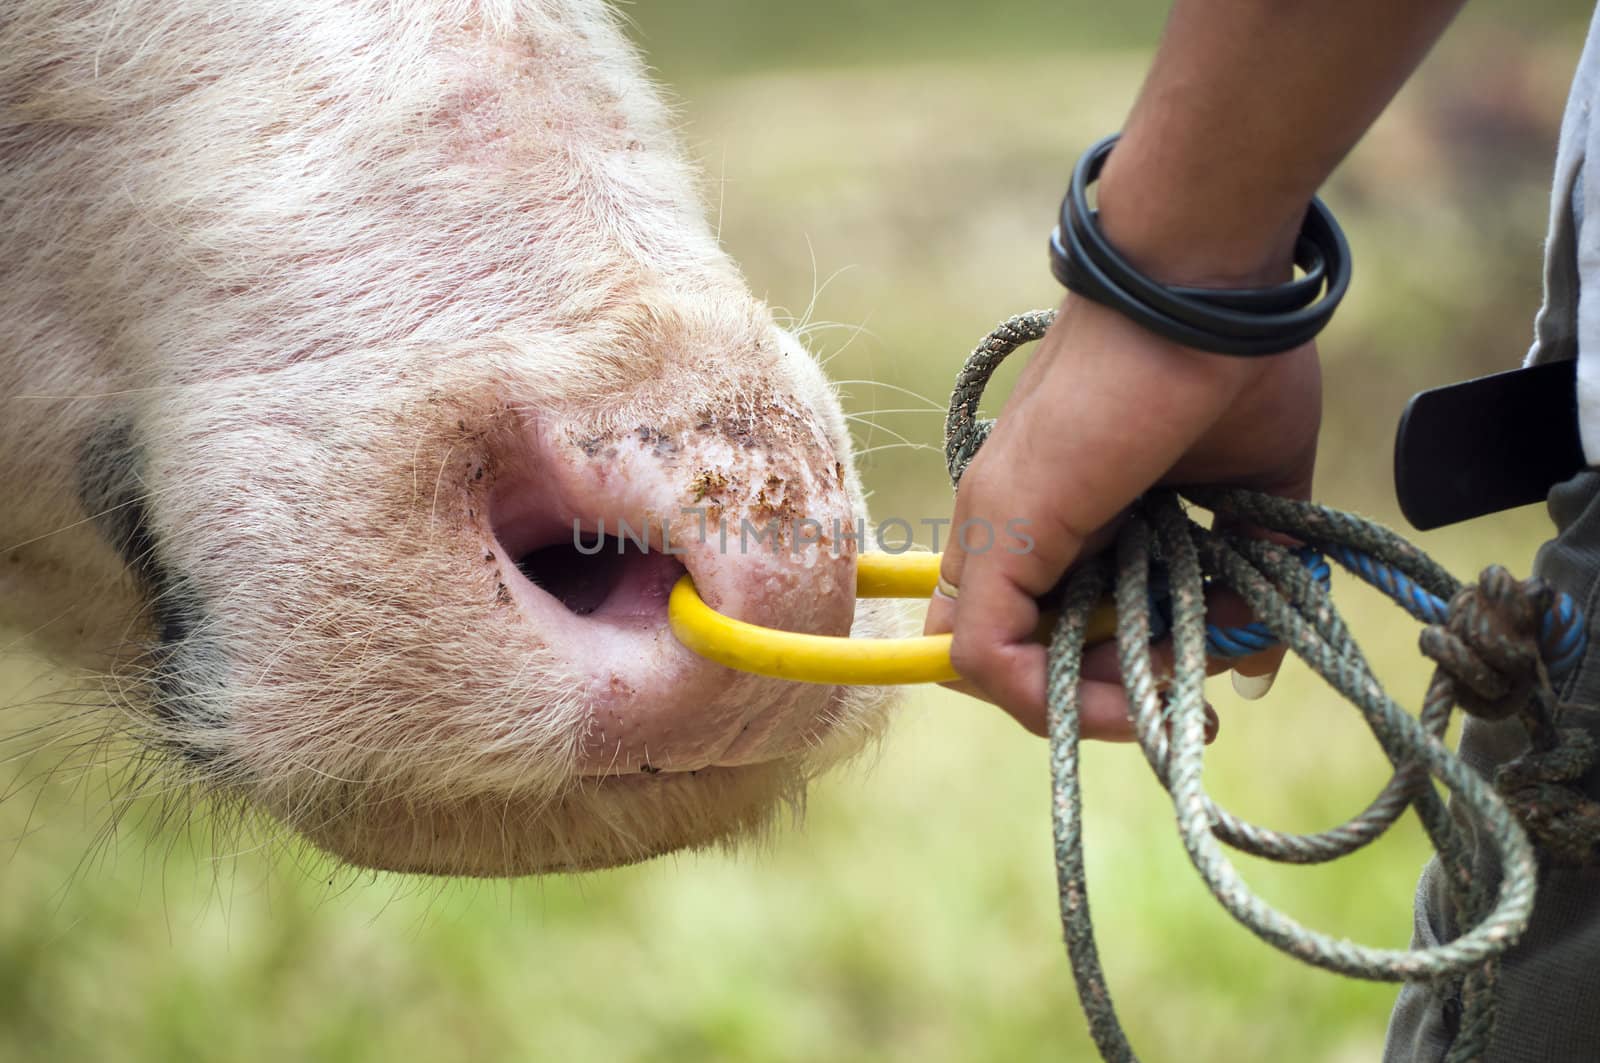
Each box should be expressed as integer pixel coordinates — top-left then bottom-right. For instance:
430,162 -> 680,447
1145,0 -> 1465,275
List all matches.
489,403 -> 859,777
101,339 -> 899,876
0,2 -> 901,877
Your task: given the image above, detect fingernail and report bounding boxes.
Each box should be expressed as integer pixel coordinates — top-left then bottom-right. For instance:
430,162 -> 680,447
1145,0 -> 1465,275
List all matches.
1204,705 -> 1220,744
1231,669 -> 1277,701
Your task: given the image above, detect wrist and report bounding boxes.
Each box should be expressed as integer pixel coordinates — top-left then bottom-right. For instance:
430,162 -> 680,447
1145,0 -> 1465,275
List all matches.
1057,291 -> 1293,400
1093,136 -> 1308,289
1050,134 -> 1348,357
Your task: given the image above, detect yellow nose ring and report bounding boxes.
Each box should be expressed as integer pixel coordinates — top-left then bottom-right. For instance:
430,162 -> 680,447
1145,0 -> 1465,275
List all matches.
667,551 -> 1117,686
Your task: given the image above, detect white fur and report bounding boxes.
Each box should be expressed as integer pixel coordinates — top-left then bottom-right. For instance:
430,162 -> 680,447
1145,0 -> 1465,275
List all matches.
0,0 -> 897,875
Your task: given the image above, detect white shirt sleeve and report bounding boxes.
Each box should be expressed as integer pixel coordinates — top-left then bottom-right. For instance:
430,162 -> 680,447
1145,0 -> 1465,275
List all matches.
1526,5 -> 1600,464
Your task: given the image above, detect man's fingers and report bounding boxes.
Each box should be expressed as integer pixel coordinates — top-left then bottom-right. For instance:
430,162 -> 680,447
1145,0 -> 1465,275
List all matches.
931,571 -> 1264,733
931,672 -> 1143,741
1231,669 -> 1278,700
928,448 -> 1087,726
977,674 -> 1140,740
946,559 -> 1049,726
923,576 -> 958,635
1201,582 -> 1287,694
926,303 -> 1316,736
942,630 -> 1218,743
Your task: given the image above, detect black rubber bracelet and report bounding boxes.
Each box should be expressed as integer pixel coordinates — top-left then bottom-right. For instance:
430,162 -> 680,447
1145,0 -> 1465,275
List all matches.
1048,133 -> 1352,356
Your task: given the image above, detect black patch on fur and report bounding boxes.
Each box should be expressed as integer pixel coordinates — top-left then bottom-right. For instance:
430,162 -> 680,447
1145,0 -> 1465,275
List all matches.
78,418 -> 221,755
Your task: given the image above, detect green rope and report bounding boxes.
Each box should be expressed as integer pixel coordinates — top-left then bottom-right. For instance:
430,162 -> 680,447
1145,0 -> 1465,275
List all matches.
944,310 -> 1599,1063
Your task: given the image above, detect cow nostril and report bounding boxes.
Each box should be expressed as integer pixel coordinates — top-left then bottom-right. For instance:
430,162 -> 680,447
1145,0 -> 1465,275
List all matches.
513,535 -> 686,620
515,535 -> 619,616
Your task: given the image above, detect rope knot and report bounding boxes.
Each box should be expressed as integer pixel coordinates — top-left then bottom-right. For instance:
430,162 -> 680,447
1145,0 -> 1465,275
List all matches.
1414,566 -> 1600,866
1418,566 -> 1550,722
1496,725 -> 1600,867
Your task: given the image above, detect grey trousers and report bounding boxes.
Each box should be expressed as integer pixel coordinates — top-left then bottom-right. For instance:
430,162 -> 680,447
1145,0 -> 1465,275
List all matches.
1384,470 -> 1600,1062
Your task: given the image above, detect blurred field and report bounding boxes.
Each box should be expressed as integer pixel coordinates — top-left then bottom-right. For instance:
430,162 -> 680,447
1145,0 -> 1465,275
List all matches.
3,4 -> 1596,1061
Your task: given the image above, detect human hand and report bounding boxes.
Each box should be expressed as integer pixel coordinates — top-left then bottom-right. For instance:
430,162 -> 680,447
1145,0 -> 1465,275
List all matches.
922,292 -> 1320,736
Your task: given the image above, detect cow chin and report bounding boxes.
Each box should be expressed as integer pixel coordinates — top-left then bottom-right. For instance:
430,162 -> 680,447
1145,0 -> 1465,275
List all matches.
262,703 -> 893,876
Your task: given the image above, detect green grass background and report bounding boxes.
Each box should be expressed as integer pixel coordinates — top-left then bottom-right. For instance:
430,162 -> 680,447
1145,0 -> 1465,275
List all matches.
3,4 -> 1596,1060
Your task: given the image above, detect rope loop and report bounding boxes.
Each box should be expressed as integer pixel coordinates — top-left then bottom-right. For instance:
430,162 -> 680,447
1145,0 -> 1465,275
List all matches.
944,309 -> 1053,485
944,309 -> 1600,1062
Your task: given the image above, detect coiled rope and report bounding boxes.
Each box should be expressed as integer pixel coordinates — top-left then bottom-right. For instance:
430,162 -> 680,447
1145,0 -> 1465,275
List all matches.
944,310 -> 1600,1063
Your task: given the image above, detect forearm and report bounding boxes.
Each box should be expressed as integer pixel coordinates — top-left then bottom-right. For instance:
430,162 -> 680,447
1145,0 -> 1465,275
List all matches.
1097,0 -> 1467,285
934,3 -> 1453,725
